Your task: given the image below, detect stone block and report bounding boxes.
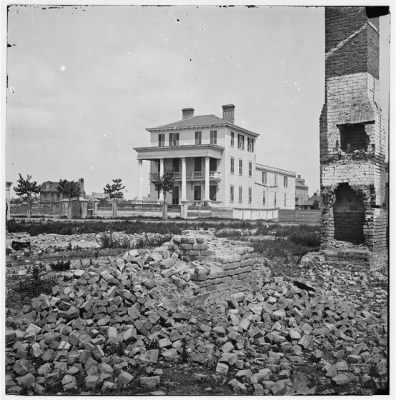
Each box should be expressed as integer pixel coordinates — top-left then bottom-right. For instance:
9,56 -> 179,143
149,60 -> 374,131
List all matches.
140,376 -> 160,389
216,362 -> 229,375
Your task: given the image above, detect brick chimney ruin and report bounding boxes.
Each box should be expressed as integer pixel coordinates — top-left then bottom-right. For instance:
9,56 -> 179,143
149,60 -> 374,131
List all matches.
320,6 -> 388,270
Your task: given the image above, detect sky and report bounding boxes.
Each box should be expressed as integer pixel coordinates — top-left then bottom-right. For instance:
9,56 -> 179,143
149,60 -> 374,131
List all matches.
5,5 -> 390,199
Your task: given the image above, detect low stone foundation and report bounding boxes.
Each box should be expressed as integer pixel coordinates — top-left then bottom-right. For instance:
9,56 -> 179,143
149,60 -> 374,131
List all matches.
302,243 -> 388,274
171,232 -> 271,303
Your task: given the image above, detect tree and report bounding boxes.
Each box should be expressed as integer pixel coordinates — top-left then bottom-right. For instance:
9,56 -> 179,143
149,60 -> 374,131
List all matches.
58,179 -> 81,199
13,173 -> 40,217
104,178 -> 125,199
151,172 -> 175,220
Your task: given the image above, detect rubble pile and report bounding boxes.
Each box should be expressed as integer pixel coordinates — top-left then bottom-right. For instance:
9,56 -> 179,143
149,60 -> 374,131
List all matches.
7,231 -> 173,256
5,233 -> 388,395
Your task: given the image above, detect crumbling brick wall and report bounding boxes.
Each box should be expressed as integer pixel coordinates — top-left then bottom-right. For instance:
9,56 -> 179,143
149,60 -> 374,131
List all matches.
320,7 -> 387,270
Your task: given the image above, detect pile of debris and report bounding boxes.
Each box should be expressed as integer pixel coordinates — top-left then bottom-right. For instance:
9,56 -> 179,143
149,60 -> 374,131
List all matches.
5,233 -> 388,395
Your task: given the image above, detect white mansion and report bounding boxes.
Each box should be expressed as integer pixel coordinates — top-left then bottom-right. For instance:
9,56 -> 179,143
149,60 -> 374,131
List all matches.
134,105 -> 296,211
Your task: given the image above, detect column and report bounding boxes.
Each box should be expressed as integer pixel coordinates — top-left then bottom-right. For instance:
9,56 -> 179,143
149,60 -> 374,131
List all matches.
159,158 -> 164,202
205,157 -> 210,201
181,157 -> 187,202
137,159 -> 143,200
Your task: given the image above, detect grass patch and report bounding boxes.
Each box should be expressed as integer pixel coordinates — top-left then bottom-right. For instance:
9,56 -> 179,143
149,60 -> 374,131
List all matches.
252,239 -> 317,259
252,225 -> 320,259
7,219 -> 183,236
256,223 -> 319,237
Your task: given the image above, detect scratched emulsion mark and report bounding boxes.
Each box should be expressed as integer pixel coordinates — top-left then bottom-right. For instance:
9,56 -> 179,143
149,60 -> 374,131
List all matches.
325,23 -> 367,61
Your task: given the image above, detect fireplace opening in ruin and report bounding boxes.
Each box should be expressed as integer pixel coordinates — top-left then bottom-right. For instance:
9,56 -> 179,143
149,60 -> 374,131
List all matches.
334,183 -> 365,244
339,124 -> 370,153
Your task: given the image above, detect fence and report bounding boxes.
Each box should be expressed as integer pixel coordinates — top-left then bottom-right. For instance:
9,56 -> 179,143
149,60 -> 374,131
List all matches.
278,209 -> 321,225
10,200 -> 306,221
10,202 -> 61,217
96,201 -> 182,218
233,208 -> 279,221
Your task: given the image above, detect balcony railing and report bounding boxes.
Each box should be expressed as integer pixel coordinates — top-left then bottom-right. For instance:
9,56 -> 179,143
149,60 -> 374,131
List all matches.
150,171 -> 221,181
210,171 -> 221,179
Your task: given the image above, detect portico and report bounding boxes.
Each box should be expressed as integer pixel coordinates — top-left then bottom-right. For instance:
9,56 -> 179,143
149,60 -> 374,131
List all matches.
135,144 -> 224,204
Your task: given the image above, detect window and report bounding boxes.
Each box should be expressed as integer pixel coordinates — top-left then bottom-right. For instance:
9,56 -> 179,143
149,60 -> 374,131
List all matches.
158,134 -> 165,147
195,131 -> 202,145
284,193 -> 287,207
284,176 -> 288,188
210,158 -> 217,172
239,186 -> 243,203
248,187 -> 252,204
238,134 -> 245,150
247,138 -> 255,152
262,171 -> 267,185
274,192 -> 277,208
249,161 -> 252,177
194,158 -> 202,173
172,159 -> 180,173
274,173 -> 278,186
230,157 -> 234,174
231,132 -> 235,147
230,185 -> 234,203
169,132 -> 179,147
239,159 -> 243,176
263,191 -> 266,205
210,130 -> 217,144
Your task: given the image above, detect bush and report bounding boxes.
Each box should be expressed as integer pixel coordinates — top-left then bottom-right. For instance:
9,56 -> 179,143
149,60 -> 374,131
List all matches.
289,230 -> 320,247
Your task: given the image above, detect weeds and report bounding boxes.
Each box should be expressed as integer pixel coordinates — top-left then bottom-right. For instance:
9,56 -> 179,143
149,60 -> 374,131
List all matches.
215,229 -> 243,238
50,260 -> 71,271
7,219 -> 259,237
98,232 -> 172,249
255,223 -> 319,238
6,220 -> 183,236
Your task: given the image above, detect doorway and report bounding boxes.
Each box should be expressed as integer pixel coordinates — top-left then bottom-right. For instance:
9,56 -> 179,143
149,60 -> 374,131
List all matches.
194,185 -> 201,201
172,186 -> 179,205
210,185 -> 217,201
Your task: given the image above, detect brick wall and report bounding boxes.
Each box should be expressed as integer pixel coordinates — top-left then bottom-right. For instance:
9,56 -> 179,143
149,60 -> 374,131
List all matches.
320,7 -> 387,270
173,235 -> 270,302
325,7 -> 379,79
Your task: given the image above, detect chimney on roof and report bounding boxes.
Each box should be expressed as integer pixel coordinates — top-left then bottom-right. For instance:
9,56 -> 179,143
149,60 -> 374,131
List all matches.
222,104 -> 235,124
182,108 -> 194,120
